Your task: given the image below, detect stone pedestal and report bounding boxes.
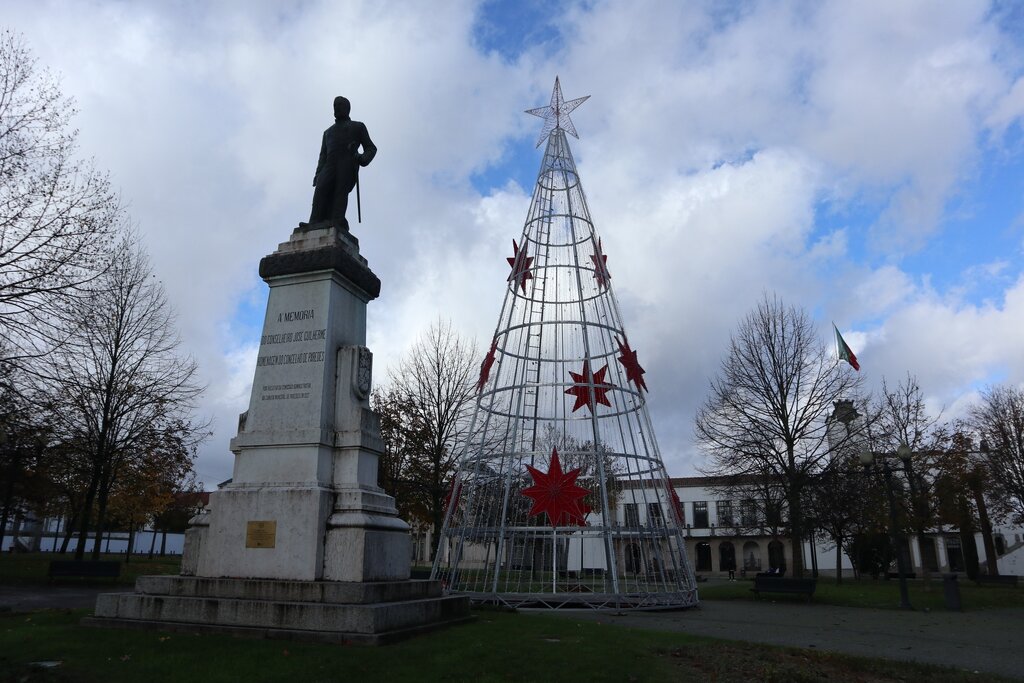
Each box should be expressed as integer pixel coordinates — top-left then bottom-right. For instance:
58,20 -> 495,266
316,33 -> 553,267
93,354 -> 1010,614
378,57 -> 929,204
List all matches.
88,223 -> 468,641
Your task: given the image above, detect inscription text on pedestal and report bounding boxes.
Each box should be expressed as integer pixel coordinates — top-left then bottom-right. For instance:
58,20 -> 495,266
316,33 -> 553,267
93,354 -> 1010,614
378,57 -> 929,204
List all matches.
245,520 -> 277,548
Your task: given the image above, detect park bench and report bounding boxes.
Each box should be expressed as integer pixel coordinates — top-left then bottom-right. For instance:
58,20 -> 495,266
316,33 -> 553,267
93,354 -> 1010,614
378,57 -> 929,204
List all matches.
975,574 -> 1018,587
47,560 -> 121,581
751,576 -> 816,602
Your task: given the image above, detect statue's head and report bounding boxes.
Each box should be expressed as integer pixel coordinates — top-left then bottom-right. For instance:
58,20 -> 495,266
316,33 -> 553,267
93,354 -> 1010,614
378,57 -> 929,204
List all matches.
333,96 -> 351,120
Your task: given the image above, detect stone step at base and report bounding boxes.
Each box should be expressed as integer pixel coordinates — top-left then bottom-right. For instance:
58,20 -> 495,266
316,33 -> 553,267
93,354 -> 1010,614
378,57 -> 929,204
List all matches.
134,575 -> 441,604
82,610 -> 474,646
92,590 -> 469,636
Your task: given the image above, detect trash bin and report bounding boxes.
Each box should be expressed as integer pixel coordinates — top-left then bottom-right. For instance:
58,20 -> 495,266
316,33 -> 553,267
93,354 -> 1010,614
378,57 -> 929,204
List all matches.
942,573 -> 961,611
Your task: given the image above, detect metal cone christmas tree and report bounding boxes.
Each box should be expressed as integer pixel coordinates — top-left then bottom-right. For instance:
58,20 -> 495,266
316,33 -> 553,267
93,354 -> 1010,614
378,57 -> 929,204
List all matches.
431,78 -> 698,609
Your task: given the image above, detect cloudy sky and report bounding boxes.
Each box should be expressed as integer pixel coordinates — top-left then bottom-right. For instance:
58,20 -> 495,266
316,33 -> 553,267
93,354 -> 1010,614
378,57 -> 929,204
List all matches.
7,1 -> 1024,485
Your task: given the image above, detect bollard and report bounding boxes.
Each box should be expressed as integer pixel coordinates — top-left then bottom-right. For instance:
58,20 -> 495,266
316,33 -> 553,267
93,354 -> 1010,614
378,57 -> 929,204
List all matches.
942,573 -> 961,611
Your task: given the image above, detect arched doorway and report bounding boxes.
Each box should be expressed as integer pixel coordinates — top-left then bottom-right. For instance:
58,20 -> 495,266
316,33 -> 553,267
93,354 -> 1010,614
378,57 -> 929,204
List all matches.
695,542 -> 712,572
742,541 -> 761,573
718,542 -> 736,576
625,543 -> 643,574
768,540 -> 786,573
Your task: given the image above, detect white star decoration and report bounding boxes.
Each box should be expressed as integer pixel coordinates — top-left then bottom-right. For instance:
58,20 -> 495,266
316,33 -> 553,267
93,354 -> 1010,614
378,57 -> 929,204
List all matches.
525,76 -> 590,148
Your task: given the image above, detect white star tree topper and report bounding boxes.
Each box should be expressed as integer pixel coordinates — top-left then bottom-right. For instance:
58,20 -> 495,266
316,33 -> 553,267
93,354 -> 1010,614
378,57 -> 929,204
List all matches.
525,76 -> 590,147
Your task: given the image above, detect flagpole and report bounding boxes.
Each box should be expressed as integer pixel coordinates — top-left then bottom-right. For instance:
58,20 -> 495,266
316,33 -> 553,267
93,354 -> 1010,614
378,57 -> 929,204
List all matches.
832,321 -> 839,366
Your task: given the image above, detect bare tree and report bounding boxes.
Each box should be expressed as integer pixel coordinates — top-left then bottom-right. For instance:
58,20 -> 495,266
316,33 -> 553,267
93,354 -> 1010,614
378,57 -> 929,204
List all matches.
867,374 -> 947,580
934,429 -> 988,579
695,294 -> 862,577
387,319 -> 478,557
971,385 -> 1024,524
0,31 -> 120,365
874,374 -> 944,453
37,236 -> 206,559
372,386 -> 428,525
0,354 -> 43,550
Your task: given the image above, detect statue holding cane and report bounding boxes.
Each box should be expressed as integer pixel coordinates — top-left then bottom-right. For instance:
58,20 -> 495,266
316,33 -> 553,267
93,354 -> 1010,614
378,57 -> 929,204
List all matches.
309,96 -> 376,229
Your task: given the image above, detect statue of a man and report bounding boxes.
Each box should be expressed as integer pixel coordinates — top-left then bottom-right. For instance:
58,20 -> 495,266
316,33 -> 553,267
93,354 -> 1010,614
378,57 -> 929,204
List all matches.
309,96 -> 377,228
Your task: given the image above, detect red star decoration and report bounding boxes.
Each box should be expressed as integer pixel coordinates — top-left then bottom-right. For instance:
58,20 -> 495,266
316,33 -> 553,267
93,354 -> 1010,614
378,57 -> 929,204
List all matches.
506,239 -> 534,292
616,336 -> 648,393
590,238 -> 611,289
522,448 -> 591,528
565,360 -> 614,413
477,336 -> 498,393
444,479 -> 462,513
665,482 -> 685,526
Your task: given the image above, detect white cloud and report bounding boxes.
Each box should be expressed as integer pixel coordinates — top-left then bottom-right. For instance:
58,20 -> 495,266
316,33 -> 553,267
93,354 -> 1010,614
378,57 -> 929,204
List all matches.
6,0 -> 1024,483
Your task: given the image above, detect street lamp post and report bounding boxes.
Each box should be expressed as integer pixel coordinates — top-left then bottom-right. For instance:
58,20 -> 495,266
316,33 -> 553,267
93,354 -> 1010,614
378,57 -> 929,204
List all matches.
860,448 -> 914,610
896,442 -> 931,579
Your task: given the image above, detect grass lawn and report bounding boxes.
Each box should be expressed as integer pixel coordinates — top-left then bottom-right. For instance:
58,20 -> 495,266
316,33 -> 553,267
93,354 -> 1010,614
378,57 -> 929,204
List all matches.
0,553 -> 181,587
0,607 -> 1012,683
696,576 -> 1024,610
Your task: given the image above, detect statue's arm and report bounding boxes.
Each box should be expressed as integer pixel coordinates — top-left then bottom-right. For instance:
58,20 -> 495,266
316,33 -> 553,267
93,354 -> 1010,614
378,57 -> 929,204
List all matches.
357,124 -> 377,167
313,130 -> 329,185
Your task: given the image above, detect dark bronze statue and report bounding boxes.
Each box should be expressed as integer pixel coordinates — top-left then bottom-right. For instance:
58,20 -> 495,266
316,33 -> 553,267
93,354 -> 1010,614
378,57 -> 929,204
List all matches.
309,96 -> 377,228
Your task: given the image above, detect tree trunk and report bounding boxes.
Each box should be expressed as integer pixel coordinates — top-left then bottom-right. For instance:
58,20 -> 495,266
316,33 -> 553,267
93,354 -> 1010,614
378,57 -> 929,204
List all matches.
429,477 -> 444,560
787,486 -> 805,578
0,451 -> 20,552
148,522 -> 158,558
160,529 -> 167,556
917,532 -> 932,586
836,543 -> 843,584
74,472 -> 101,560
31,512 -> 44,551
126,518 -> 135,564
971,476 -> 999,576
0,491 -> 12,552
59,511 -> 78,554
958,495 -> 980,580
809,534 -> 818,578
90,468 -> 112,560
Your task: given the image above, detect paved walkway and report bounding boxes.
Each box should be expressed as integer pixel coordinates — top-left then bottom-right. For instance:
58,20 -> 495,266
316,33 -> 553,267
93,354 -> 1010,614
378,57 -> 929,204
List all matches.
545,598 -> 1024,680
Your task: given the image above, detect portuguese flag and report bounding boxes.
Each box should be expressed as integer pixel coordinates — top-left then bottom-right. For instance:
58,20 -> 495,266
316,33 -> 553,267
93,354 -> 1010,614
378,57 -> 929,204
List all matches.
834,324 -> 860,371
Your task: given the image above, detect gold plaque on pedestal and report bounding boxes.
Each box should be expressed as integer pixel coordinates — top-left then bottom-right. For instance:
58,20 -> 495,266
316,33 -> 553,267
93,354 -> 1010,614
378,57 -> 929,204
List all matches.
245,520 -> 277,548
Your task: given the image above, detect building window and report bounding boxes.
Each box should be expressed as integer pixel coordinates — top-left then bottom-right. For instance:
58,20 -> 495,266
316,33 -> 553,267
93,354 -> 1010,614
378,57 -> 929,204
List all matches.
741,499 -> 756,527
647,503 -> 663,526
625,543 -> 643,573
624,503 -> 639,527
693,501 -> 709,528
717,500 -> 734,527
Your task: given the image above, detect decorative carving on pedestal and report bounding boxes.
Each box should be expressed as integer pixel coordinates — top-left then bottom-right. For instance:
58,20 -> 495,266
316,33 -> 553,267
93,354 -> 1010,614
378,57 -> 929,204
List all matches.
354,346 -> 372,400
